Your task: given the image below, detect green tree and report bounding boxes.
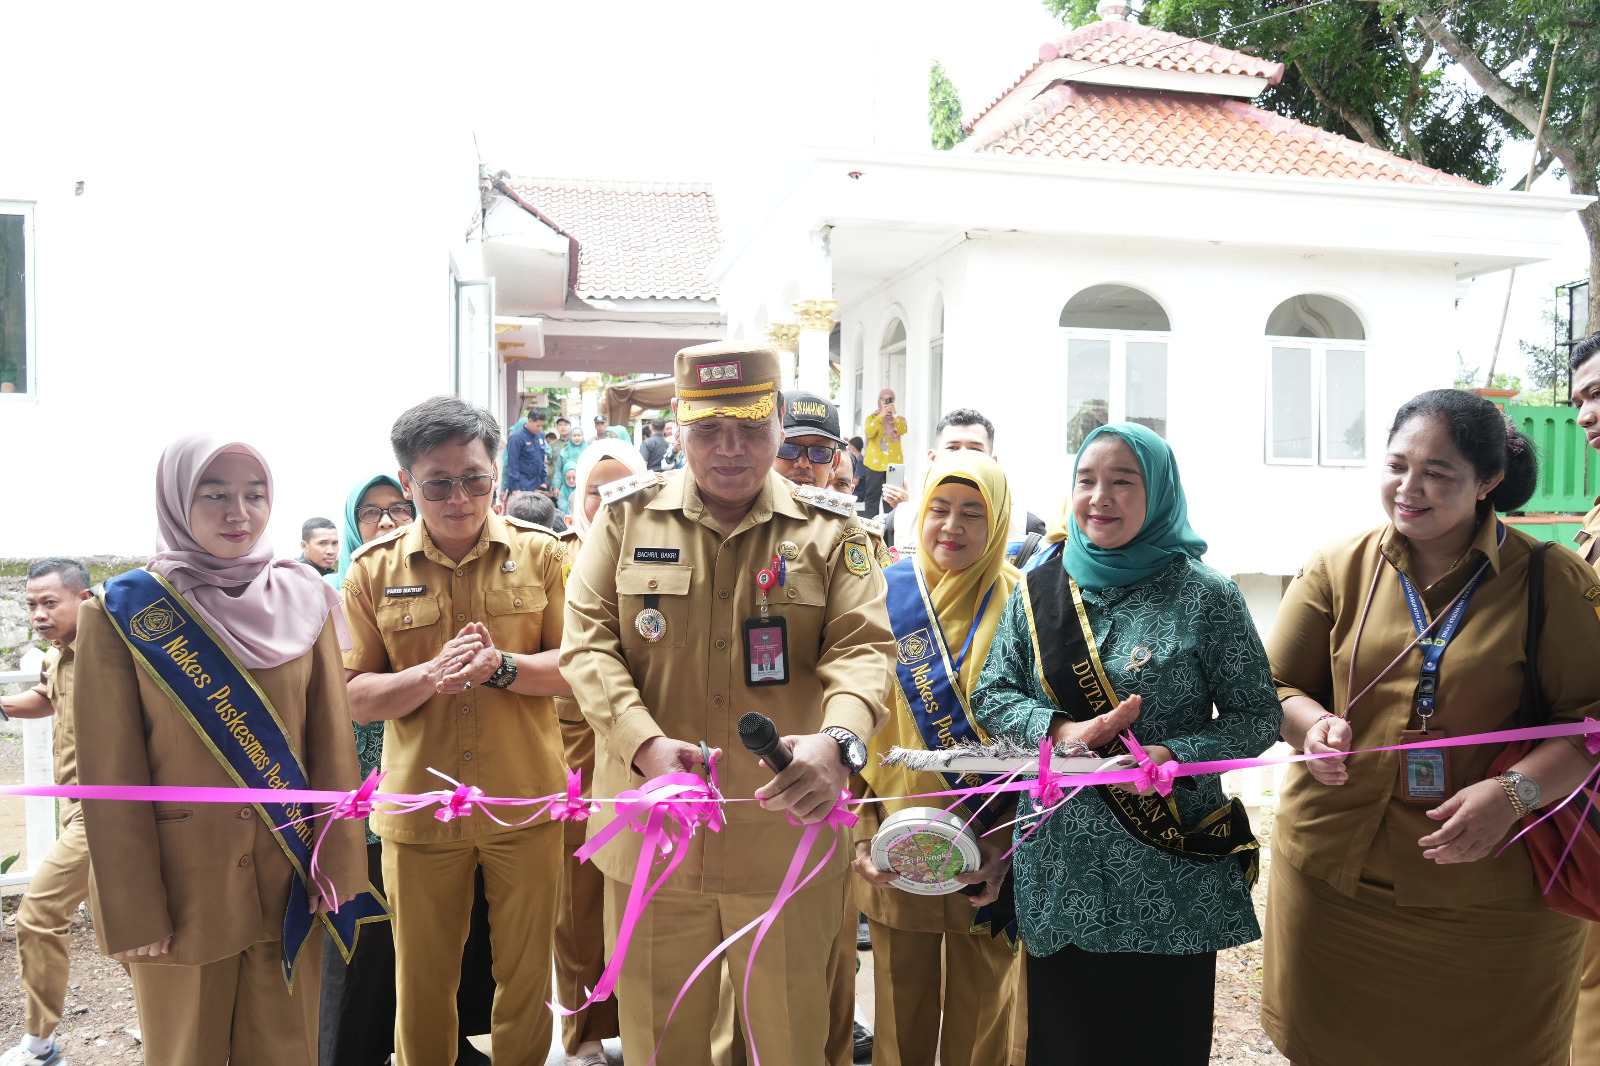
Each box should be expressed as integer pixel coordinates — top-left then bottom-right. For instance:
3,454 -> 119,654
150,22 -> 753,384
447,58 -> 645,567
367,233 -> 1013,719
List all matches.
1516,299 -> 1570,405
929,59 -> 968,150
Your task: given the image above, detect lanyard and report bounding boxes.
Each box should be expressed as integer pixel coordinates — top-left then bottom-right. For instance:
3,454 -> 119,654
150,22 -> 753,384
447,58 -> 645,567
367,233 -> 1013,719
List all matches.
1393,521 -> 1504,726
930,581 -> 998,675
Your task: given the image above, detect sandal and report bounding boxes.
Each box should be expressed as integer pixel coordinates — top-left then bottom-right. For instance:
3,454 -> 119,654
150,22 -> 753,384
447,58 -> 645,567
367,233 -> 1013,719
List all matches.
570,1055 -> 607,1066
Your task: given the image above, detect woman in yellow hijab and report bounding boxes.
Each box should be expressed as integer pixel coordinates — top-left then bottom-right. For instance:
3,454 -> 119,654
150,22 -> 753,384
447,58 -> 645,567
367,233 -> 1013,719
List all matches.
850,450 -> 1022,1066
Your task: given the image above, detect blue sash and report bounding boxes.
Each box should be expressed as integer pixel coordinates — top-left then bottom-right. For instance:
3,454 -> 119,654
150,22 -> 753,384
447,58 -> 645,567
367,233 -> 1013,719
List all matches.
1021,540 -> 1060,572
883,559 -> 1002,830
98,569 -> 389,988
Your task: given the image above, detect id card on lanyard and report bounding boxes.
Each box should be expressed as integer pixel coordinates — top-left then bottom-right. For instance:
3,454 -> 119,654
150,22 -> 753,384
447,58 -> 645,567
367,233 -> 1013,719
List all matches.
1393,525 -> 1500,803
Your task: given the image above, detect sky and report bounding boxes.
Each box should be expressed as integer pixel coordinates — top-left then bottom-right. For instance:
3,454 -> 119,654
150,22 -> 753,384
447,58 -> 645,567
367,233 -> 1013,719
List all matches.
468,0 -> 1587,387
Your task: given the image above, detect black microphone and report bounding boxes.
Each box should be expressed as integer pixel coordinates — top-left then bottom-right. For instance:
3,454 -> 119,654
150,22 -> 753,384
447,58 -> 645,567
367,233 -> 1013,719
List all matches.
737,712 -> 792,772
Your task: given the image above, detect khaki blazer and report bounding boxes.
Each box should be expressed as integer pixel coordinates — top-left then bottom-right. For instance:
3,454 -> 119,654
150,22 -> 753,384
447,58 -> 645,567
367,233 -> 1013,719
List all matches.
75,599 -> 366,965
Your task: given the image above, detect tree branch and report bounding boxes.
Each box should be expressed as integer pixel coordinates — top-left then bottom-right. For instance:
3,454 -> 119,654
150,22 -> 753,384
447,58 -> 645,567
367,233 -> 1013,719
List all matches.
1294,59 -> 1386,149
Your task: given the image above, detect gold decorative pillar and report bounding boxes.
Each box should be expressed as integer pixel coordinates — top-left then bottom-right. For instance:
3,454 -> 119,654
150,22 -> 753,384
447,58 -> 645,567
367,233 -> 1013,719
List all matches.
765,323 -> 801,391
580,374 -> 602,431
794,299 -> 837,396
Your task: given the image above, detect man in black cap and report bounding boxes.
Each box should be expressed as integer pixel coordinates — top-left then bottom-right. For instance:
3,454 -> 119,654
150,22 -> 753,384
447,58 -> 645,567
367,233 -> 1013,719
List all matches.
775,391 -> 847,490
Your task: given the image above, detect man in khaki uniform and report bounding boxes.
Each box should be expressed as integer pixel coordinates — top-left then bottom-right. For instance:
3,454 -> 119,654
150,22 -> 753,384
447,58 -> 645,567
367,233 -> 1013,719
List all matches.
1567,330 -> 1600,1066
0,560 -> 93,1066
561,342 -> 895,1066
344,396 -> 573,1066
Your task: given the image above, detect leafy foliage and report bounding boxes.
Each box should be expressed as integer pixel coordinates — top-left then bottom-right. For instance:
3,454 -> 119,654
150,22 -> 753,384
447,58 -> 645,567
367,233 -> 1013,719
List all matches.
929,59 -> 969,150
1516,299 -> 1570,405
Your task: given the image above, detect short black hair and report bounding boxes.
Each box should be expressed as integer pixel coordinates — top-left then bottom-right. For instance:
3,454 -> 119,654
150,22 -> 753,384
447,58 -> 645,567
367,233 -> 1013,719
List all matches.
301,517 -> 336,541
650,418 -> 666,432
527,409 -> 547,423
391,395 -> 503,471
1572,331 -> 1600,374
508,492 -> 561,531
1388,390 -> 1537,513
27,557 -> 90,593
848,436 -> 864,450
934,408 -> 996,449
544,430 -> 557,441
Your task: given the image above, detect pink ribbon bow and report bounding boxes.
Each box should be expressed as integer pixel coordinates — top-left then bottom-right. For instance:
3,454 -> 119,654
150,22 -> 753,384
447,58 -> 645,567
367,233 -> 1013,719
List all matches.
1587,719 -> 1600,756
436,782 -> 485,823
1123,732 -> 1179,796
551,768 -> 598,822
1030,735 -> 1067,808
332,768 -> 384,821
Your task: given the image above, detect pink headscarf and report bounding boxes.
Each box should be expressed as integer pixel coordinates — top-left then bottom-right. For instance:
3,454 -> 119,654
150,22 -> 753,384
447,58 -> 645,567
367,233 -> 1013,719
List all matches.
147,434 -> 349,671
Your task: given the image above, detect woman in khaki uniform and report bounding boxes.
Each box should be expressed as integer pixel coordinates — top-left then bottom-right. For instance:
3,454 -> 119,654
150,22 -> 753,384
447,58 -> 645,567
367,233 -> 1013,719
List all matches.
851,451 -> 1021,1066
1264,390 -> 1600,1066
553,437 -> 644,1066
75,436 -> 368,1066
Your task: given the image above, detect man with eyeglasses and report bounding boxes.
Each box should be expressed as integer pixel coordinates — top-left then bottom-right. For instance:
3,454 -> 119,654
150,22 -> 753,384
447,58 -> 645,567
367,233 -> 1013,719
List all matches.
340,394 -> 574,1066
561,342 -> 894,1066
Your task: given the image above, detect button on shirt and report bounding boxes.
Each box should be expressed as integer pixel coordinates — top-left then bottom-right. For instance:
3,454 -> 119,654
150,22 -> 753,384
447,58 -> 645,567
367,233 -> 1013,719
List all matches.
560,469 -> 895,894
1268,520 -> 1600,908
342,513 -> 566,843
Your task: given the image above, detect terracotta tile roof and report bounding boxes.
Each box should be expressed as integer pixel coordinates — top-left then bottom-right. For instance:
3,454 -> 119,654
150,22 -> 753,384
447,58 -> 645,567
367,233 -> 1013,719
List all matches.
967,84 -> 1479,188
968,20 -> 1284,130
502,178 -> 723,301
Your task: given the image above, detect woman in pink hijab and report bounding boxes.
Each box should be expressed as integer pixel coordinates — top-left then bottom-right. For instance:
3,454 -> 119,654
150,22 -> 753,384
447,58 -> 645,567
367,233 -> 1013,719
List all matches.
74,434 -> 368,1066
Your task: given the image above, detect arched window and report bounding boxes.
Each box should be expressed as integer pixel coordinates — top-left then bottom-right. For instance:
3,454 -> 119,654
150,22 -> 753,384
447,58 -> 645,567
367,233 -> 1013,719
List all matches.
927,298 -> 945,432
881,318 -> 907,414
1060,285 -> 1169,452
1265,295 -> 1366,466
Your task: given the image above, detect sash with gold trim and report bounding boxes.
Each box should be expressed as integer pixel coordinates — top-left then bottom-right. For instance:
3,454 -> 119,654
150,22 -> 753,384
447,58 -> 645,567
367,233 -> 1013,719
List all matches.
884,558 -> 1016,939
97,569 -> 390,987
1020,560 -> 1260,885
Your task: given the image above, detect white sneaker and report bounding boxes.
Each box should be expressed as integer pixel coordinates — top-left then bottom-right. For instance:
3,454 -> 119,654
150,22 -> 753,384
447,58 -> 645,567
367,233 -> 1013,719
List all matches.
0,1042 -> 64,1066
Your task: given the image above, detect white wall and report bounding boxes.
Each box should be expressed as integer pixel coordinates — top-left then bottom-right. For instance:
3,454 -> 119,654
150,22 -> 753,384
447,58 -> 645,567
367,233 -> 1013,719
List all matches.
0,6 -> 485,559
836,232 -> 1457,577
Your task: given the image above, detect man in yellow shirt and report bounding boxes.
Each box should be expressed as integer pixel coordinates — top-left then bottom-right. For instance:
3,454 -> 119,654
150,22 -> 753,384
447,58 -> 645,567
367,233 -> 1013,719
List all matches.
860,389 -> 907,517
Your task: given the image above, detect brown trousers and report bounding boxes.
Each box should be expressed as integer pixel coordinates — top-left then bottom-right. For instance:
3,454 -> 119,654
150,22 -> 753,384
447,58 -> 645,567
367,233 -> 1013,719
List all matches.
866,917 -> 1019,1066
385,822 -> 562,1066
825,887 -> 857,1066
606,871 -> 843,1066
129,934 -> 321,1066
555,720 -> 620,1054
1577,923 -> 1600,1066
14,809 -> 90,1037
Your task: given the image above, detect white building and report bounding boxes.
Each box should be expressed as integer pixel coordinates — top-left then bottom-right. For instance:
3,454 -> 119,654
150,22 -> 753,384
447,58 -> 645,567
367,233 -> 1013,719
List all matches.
714,16 -> 1589,623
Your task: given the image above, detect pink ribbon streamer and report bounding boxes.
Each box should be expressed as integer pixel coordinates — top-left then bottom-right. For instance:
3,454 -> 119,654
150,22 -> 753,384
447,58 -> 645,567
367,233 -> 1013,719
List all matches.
1123,732 -> 1178,797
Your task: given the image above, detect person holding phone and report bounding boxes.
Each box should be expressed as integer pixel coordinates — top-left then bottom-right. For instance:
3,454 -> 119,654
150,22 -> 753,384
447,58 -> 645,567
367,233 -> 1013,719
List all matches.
861,389 -> 907,518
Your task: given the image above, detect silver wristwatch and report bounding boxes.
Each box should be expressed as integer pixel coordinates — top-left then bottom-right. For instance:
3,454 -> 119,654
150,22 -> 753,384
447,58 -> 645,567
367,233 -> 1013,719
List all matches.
1496,770 -> 1541,816
822,727 -> 868,774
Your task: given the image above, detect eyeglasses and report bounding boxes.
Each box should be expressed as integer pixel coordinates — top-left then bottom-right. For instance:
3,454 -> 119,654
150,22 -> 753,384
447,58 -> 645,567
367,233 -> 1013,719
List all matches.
407,473 -> 495,502
355,502 -> 417,524
777,443 -> 838,464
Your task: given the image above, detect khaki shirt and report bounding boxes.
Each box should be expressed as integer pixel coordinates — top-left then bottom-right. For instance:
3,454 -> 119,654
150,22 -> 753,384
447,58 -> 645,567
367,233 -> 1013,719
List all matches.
34,642 -> 77,791
342,512 -> 566,843
1267,519 -> 1600,908
75,605 -> 365,963
1574,496 -> 1600,565
560,469 -> 895,894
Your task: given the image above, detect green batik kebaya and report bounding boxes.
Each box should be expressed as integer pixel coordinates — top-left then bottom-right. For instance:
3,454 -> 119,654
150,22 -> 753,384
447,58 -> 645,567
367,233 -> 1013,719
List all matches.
972,555 -> 1282,956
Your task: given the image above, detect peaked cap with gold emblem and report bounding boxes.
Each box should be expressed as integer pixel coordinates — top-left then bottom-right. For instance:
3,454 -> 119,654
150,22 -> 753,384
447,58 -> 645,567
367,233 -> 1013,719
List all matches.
674,341 -> 781,424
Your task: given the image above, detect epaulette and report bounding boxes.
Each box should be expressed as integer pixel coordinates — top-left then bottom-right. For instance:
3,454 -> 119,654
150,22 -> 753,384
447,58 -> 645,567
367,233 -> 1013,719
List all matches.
349,524 -> 407,562
599,471 -> 666,507
505,514 -> 559,538
790,483 -> 859,519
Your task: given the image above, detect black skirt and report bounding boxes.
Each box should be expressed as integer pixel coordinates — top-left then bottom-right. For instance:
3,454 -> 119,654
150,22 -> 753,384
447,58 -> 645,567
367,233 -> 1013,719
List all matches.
1026,942 -> 1216,1066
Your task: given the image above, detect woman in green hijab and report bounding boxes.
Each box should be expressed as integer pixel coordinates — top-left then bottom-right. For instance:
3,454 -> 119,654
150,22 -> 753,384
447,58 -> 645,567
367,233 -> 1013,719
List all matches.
555,427 -> 589,514
972,423 -> 1282,1066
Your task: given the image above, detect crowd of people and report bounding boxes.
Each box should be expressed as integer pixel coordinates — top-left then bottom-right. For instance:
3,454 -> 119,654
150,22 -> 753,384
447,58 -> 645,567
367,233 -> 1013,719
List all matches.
3,333 -> 1600,1066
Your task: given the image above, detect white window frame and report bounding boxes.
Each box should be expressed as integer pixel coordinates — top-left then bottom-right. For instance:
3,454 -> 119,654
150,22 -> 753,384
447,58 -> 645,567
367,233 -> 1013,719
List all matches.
0,201 -> 36,401
1061,327 -> 1171,454
1264,338 -> 1368,467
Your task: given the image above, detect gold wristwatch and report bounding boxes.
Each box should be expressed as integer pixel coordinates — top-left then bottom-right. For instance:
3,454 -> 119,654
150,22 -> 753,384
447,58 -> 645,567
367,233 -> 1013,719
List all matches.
1495,771 -> 1540,817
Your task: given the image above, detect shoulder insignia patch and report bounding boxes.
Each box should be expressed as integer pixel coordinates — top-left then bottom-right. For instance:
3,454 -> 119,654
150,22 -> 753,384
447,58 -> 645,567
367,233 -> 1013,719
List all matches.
349,524 -> 407,562
844,542 -> 872,576
1585,585 -> 1600,601
792,484 -> 858,518
876,544 -> 895,568
600,472 -> 666,507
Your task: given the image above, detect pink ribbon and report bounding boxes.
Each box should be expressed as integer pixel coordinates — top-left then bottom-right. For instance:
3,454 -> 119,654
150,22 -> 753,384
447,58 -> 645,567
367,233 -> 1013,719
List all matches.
1030,735 -> 1067,807
1123,732 -> 1178,797
551,767 -> 598,822
1587,719 -> 1600,757
271,768 -> 388,912
550,759 -> 726,1023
